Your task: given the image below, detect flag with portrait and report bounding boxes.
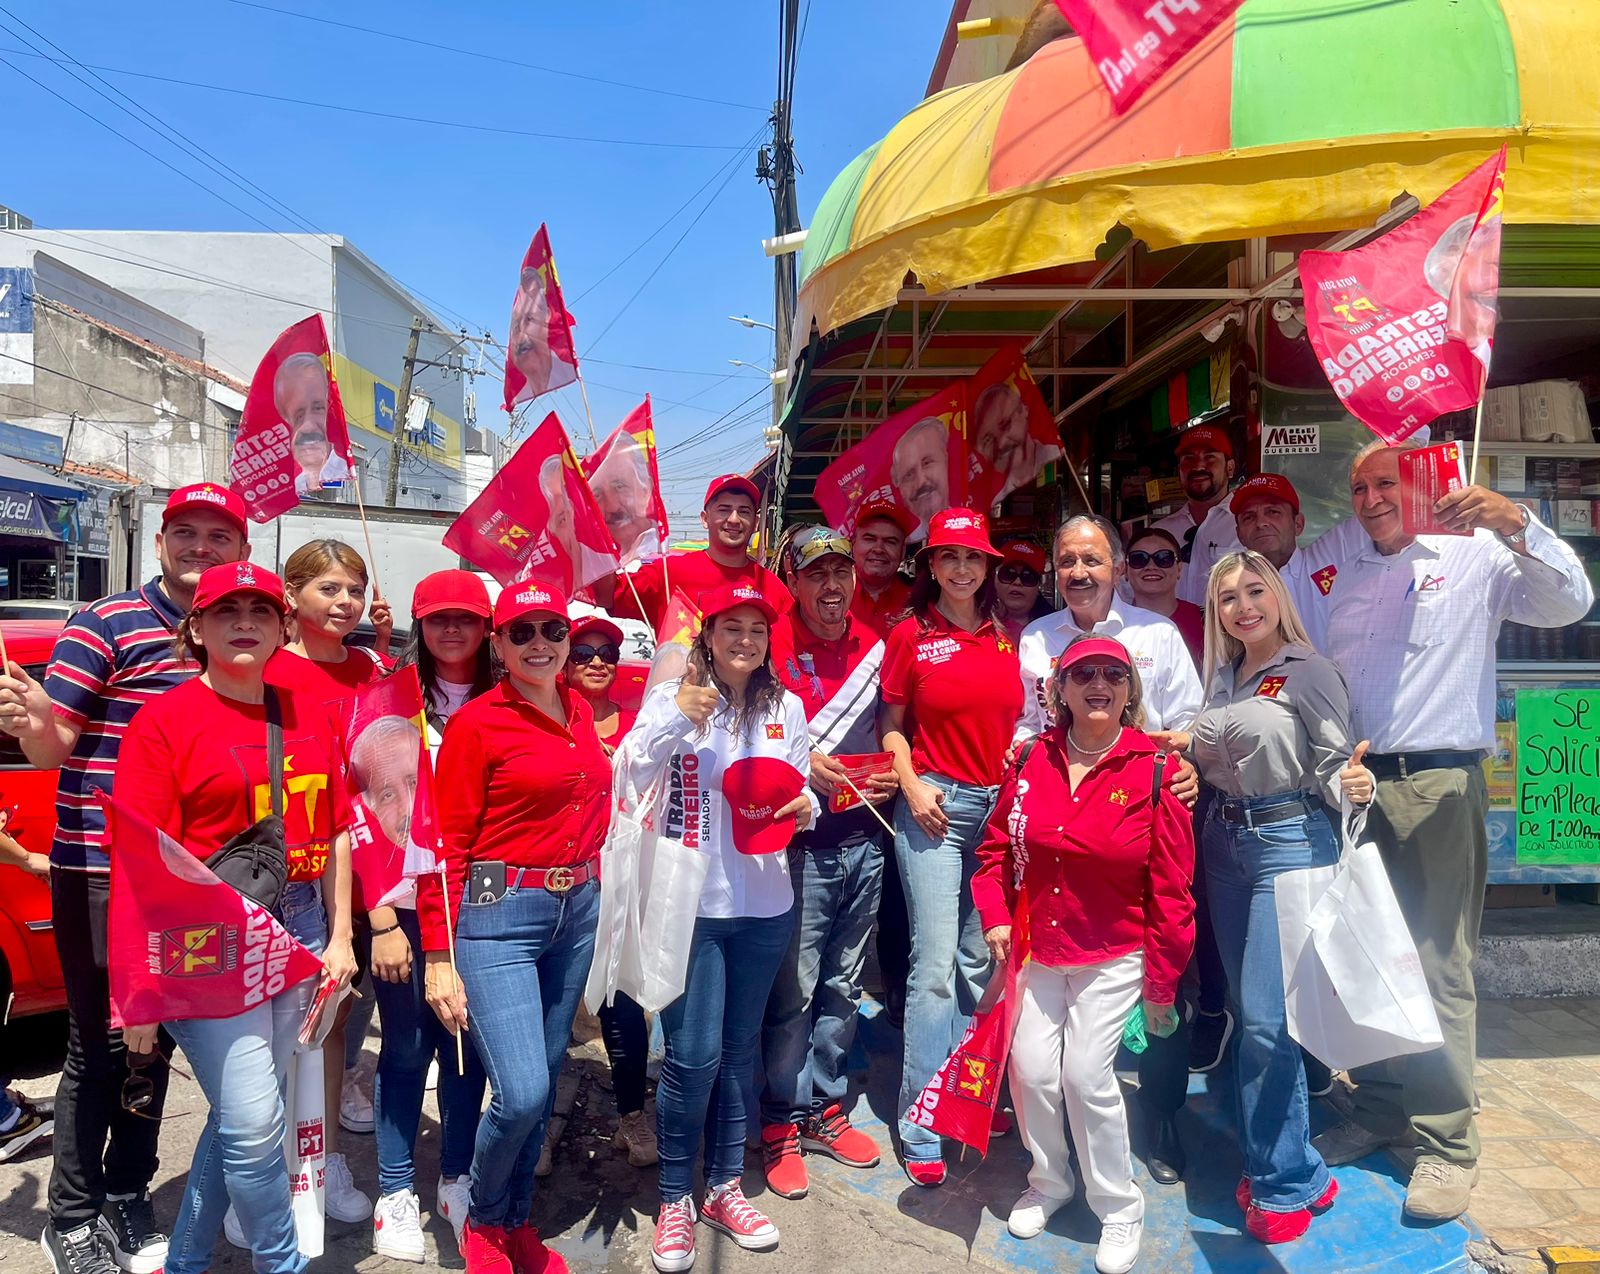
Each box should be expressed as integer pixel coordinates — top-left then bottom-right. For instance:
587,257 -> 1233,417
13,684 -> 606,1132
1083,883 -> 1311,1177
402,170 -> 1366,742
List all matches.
965,343 -> 1062,507
582,396 -> 670,567
502,224 -> 580,411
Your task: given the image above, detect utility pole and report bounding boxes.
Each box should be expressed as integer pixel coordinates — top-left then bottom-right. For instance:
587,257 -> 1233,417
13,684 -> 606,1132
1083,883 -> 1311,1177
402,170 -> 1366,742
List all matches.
385,317 -> 424,508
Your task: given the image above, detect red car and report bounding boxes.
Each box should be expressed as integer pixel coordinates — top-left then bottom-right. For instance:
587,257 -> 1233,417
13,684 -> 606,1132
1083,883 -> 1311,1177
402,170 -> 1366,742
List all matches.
0,621 -> 66,1018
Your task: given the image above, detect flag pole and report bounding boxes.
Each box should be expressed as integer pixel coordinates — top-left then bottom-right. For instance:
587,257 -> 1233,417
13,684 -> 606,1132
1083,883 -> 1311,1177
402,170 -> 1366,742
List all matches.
350,464 -> 383,602
1468,363 -> 1490,486
439,864 -> 466,1076
0,623 -> 10,674
837,771 -> 896,838
574,373 -> 601,450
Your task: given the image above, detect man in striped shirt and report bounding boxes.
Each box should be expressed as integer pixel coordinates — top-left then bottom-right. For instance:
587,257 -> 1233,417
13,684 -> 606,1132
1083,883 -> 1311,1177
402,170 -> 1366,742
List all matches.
0,483 -> 249,1274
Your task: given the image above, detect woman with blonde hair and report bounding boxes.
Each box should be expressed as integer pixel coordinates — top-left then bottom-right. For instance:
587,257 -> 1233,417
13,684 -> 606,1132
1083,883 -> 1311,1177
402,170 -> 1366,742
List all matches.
1152,550 -> 1375,1245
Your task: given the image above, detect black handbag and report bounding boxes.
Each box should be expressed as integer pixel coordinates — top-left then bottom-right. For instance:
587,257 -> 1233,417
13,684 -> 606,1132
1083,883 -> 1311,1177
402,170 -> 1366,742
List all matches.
209,689 -> 289,910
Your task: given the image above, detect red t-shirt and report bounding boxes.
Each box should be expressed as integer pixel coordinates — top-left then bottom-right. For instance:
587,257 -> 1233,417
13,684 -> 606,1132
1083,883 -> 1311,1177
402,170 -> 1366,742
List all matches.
266,646 -> 389,715
880,612 -> 1022,787
849,579 -> 911,641
113,678 -> 352,881
608,550 -> 793,632
1171,600 -> 1205,673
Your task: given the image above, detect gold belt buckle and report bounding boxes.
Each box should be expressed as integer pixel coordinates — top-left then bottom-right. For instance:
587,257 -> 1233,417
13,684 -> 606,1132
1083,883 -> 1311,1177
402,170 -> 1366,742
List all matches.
544,865 -> 576,894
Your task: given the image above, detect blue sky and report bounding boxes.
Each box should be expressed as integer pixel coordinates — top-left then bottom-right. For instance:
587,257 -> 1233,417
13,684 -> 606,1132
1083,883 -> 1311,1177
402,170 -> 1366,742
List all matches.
1,0 -> 936,525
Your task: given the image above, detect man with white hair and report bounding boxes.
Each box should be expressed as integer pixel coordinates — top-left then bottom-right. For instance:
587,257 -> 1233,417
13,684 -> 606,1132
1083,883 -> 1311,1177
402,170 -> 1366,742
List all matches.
889,417 -> 951,539
588,437 -> 659,562
351,715 -> 422,848
276,352 -> 348,494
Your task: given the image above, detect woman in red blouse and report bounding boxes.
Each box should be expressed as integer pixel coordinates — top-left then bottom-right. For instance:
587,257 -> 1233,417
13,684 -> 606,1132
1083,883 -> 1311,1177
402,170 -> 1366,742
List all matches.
113,562 -> 357,1274
973,635 -> 1194,1274
416,582 -> 611,1274
879,508 -> 1023,1186
565,614 -> 636,749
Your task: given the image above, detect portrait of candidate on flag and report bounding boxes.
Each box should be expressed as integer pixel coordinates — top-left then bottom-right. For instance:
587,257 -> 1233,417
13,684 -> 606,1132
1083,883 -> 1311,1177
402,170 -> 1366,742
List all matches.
583,397 -> 669,567
966,343 -> 1062,506
503,223 -> 580,410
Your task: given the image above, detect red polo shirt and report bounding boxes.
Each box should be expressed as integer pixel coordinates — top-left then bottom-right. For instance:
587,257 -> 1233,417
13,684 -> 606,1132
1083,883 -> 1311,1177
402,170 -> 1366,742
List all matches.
849,578 -> 911,640
880,611 -> 1022,787
770,613 -> 878,719
608,550 -> 793,632
972,727 -> 1195,1004
415,680 -> 612,950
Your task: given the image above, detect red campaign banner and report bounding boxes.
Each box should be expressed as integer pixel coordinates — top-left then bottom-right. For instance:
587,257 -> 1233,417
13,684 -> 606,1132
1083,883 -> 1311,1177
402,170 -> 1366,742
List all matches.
228,314 -> 353,523
966,343 -> 1062,507
1053,0 -> 1242,112
814,382 -> 971,542
345,666 -> 445,911
502,224 -> 580,411
1299,148 -> 1506,445
101,792 -> 324,1029
1398,441 -> 1472,539
443,412 -> 618,592
904,901 -> 1030,1156
644,588 -> 704,695
582,396 -> 670,567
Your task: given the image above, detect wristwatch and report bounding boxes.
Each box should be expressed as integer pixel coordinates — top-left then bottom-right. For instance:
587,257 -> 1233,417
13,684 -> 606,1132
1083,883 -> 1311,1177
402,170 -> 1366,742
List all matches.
1498,503 -> 1531,548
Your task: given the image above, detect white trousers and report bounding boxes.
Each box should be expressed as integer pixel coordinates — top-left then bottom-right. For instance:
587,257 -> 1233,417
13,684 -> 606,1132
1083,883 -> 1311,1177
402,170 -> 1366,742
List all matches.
1009,950 -> 1145,1224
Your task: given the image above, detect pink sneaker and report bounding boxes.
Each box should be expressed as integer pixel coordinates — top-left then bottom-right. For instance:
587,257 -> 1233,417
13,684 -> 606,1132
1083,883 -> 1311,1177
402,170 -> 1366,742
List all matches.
699,1182 -> 778,1250
651,1197 -> 697,1273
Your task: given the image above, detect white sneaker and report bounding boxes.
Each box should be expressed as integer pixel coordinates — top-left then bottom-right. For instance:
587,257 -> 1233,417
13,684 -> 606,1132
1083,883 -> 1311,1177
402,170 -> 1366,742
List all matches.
1007,1185 -> 1070,1239
339,1058 -> 376,1134
1095,1218 -> 1143,1274
435,1175 -> 470,1252
425,1057 -> 440,1091
324,1151 -> 374,1223
372,1189 -> 425,1263
223,1205 -> 246,1250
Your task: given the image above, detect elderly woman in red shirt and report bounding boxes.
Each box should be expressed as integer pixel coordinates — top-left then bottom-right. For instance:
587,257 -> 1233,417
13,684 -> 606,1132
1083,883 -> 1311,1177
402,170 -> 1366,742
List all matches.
416,582 -> 610,1274
973,634 -> 1194,1274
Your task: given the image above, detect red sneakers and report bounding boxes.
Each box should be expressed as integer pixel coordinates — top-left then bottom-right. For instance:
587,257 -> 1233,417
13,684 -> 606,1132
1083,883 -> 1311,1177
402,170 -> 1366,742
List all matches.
761,1122 -> 810,1199
1245,1177 -> 1339,1244
801,1104 -> 881,1168
463,1221 -> 516,1273
509,1224 -> 568,1274
1235,1175 -> 1252,1214
904,1159 -> 947,1188
651,1197 -> 697,1273
700,1182 -> 779,1250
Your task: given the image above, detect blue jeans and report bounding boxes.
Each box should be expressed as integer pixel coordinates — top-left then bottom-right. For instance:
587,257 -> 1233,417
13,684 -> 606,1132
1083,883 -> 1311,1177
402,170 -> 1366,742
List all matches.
373,907 -> 488,1196
453,873 -> 599,1229
1204,796 -> 1337,1212
657,911 -> 795,1202
893,772 -> 998,1161
760,836 -> 885,1126
164,881 -> 327,1274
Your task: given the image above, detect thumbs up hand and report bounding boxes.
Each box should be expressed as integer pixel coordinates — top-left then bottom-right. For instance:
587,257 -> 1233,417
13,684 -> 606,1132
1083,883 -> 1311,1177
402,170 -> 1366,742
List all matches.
1340,739 -> 1375,806
675,650 -> 721,728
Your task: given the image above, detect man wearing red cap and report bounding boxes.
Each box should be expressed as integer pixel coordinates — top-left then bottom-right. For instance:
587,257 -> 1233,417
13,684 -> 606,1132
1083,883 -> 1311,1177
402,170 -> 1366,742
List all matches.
1152,424 -> 1242,606
602,473 -> 791,632
847,500 -> 914,639
0,482 -> 250,1273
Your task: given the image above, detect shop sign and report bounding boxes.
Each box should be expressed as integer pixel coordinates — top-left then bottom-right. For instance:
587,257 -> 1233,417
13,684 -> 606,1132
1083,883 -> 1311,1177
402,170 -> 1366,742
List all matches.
76,487 -> 115,557
0,491 -> 70,542
0,419 -> 64,467
1515,689 -> 1600,865
1261,423 -> 1320,456
0,267 -> 34,386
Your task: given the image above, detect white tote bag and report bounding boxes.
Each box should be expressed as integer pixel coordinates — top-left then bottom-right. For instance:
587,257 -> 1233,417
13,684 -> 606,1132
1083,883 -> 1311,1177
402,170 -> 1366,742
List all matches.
583,762 -> 656,1014
1276,803 -> 1443,1072
283,1046 -> 326,1258
624,809 -> 709,1014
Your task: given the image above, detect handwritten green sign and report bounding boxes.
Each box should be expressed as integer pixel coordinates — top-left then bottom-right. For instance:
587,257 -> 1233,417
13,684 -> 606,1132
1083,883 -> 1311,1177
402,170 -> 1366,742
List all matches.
1516,689 -> 1600,865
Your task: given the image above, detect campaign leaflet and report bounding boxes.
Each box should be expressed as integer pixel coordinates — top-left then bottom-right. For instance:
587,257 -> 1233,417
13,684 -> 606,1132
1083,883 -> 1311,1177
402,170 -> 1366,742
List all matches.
828,752 -> 895,814
1398,441 -> 1470,538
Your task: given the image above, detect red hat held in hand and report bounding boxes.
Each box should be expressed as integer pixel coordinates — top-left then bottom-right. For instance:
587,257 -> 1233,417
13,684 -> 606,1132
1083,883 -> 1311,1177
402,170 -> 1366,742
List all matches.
722,756 -> 805,856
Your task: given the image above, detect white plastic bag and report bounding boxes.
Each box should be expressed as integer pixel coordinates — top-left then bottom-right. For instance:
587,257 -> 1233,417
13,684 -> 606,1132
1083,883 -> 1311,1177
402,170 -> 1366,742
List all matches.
583,759 -> 653,1014
283,1046 -> 326,1257
1276,803 -> 1443,1072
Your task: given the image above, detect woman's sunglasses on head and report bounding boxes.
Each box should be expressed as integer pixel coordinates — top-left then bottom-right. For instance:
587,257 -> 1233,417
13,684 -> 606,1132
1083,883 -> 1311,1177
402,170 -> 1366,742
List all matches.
569,642 -> 620,666
501,619 -> 570,646
1065,663 -> 1131,686
997,565 -> 1040,586
1127,549 -> 1179,570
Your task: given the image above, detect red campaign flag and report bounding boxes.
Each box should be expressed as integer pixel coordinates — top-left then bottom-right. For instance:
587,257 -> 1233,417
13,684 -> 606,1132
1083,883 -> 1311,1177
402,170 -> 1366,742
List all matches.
443,412 -> 618,592
345,666 -> 445,911
582,396 -> 670,567
643,588 -> 704,695
965,343 -> 1063,507
904,901 -> 1030,1156
1053,0 -> 1242,113
814,382 -> 971,542
100,792 -> 324,1029
228,314 -> 354,523
1299,148 -> 1506,445
502,224 -> 580,411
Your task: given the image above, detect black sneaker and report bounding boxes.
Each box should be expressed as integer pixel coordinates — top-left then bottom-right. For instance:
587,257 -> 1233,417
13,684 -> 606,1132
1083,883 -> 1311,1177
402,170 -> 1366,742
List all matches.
98,1195 -> 168,1274
39,1222 -> 118,1274
1187,1008 -> 1234,1073
0,1092 -> 53,1163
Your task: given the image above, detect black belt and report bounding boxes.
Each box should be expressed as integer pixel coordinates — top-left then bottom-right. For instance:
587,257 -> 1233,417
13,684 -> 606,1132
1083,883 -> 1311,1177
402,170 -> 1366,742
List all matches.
1365,750 -> 1482,779
1216,795 -> 1317,827
481,860 -> 600,895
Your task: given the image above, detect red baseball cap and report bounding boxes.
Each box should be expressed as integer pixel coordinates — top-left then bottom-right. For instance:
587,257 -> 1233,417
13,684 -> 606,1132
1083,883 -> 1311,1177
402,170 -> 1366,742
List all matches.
852,499 -> 917,538
190,561 -> 287,615
919,508 -> 1000,557
704,474 -> 760,508
722,756 -> 805,856
569,614 -> 624,648
412,569 -> 492,620
1174,425 -> 1233,459
998,538 -> 1047,574
1230,472 -> 1301,515
699,582 -> 780,626
163,483 -> 249,538
494,581 -> 570,628
1056,635 -> 1133,673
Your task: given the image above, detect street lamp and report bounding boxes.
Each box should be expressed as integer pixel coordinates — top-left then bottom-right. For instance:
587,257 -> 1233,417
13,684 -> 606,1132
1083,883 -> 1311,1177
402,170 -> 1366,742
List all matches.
728,359 -> 788,384
727,315 -> 777,333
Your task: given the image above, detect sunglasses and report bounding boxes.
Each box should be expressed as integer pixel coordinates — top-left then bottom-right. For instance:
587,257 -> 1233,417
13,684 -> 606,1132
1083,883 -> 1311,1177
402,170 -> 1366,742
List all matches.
502,619 -> 570,646
121,1049 -> 189,1119
1127,549 -> 1179,570
997,565 -> 1040,586
1065,663 -> 1131,686
569,642 -> 620,665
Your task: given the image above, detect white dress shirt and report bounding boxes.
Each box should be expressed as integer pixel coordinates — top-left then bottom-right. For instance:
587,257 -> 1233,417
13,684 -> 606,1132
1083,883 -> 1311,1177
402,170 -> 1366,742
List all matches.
1015,599 -> 1205,741
1323,514 -> 1592,753
1158,501 -> 1243,606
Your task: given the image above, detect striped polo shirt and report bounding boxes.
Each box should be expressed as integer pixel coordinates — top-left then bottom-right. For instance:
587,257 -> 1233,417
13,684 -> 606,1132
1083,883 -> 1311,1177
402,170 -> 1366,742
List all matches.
44,578 -> 196,870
